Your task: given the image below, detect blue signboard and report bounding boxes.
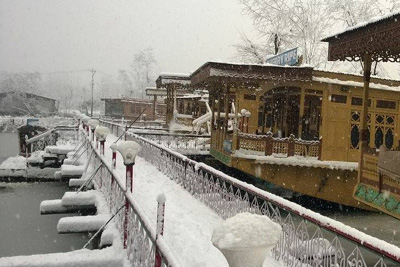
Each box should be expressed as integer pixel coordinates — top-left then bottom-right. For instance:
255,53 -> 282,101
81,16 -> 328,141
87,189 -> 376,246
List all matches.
265,48 -> 298,66
27,118 -> 39,126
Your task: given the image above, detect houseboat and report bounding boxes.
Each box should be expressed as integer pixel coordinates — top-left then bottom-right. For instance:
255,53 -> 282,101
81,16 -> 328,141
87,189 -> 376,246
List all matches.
189,61 -> 400,211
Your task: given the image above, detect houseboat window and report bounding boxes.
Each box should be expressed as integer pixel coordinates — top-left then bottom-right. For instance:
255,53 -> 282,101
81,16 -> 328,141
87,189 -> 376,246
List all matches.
351,97 -> 362,106
330,94 -> 347,104
375,127 -> 384,148
351,125 -> 360,149
244,94 -> 256,100
376,99 -> 396,110
302,94 -> 321,140
385,128 -> 394,149
305,89 -> 323,95
351,97 -> 372,107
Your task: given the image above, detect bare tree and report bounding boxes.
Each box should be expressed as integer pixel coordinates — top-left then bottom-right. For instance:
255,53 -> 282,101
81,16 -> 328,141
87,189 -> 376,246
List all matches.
233,32 -> 267,64
239,0 -> 334,66
118,47 -> 157,98
0,72 -> 42,93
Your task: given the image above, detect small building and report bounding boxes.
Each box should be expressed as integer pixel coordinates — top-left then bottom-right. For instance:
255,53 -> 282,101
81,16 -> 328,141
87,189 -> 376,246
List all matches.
101,97 -> 166,121
122,98 -> 166,121
101,97 -> 125,118
155,73 -> 191,125
0,91 -> 57,116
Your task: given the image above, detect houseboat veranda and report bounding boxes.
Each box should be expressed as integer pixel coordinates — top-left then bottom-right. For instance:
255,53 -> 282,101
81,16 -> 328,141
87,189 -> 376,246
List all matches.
189,61 -> 400,213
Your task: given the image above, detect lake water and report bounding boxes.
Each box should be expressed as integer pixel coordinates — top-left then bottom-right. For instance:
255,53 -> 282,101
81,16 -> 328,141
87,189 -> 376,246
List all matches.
0,182 -> 91,257
0,132 -> 19,164
0,132 -> 90,257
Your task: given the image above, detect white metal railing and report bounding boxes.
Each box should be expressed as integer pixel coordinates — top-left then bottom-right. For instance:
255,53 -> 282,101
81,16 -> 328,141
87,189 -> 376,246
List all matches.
82,130 -> 182,267
25,125 -> 79,153
99,119 -> 400,266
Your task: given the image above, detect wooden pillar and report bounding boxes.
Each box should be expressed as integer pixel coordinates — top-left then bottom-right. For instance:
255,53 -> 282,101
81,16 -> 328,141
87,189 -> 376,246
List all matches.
298,87 -> 305,138
358,54 -> 372,183
216,88 -> 223,150
153,95 -> 157,120
223,86 -> 230,142
211,92 -> 216,149
232,90 -> 239,152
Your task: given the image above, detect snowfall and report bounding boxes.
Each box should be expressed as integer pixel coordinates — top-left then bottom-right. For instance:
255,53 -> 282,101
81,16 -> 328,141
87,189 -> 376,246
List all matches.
0,131 -> 287,267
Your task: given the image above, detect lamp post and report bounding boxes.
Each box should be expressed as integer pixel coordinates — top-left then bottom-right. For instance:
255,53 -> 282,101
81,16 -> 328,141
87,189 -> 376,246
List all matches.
114,141 -> 141,249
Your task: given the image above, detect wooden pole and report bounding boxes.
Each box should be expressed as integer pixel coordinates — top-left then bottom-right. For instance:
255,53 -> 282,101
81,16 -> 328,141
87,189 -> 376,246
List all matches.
358,54 -> 372,184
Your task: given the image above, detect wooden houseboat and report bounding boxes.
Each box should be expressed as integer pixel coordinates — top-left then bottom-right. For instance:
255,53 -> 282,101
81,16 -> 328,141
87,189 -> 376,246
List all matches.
190,61 -> 400,211
322,12 -> 400,219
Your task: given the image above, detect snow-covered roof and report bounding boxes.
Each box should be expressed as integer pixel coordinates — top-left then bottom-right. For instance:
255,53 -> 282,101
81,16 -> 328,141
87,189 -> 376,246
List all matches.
159,72 -> 190,78
323,11 -> 400,41
313,77 -> 400,92
156,73 -> 191,87
190,61 -> 313,86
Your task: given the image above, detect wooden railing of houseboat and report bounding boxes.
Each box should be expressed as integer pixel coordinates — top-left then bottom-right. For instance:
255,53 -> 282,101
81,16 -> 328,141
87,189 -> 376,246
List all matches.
238,132 -> 322,159
100,119 -> 400,266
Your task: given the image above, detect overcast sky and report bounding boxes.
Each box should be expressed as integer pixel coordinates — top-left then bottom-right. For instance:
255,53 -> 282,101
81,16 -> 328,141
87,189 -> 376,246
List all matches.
0,0 -> 255,76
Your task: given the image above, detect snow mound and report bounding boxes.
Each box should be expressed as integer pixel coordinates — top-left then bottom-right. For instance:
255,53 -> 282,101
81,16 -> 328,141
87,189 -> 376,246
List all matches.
0,156 -> 26,170
212,212 -> 281,249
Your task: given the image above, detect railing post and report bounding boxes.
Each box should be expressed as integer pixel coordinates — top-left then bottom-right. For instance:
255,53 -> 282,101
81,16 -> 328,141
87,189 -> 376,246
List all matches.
125,125 -> 128,141
124,163 -> 134,249
288,134 -> 295,157
24,135 -> 29,168
155,193 -> 166,267
318,137 -> 323,160
100,140 -> 105,155
265,132 -> 273,156
111,146 -> 117,186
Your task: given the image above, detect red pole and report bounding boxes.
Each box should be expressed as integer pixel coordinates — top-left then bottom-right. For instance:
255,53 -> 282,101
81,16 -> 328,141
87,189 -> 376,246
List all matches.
246,117 -> 249,133
111,150 -> 116,186
123,164 -> 134,249
123,198 -> 129,249
155,194 -> 166,267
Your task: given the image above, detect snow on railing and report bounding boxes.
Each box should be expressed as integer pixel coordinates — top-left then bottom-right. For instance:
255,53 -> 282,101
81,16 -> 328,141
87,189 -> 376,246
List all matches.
91,129 -> 400,266
25,126 -> 79,153
101,120 -> 210,153
82,128 -> 182,267
238,131 -> 321,159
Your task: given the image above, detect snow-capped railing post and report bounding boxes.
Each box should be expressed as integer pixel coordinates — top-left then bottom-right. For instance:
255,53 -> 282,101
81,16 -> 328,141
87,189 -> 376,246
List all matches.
287,134 -> 295,157
155,193 -> 166,267
318,137 -> 323,160
265,132 -> 273,156
110,144 -> 117,189
88,119 -> 99,143
114,141 -> 141,249
95,126 -> 110,156
241,109 -> 251,133
82,115 -> 90,135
